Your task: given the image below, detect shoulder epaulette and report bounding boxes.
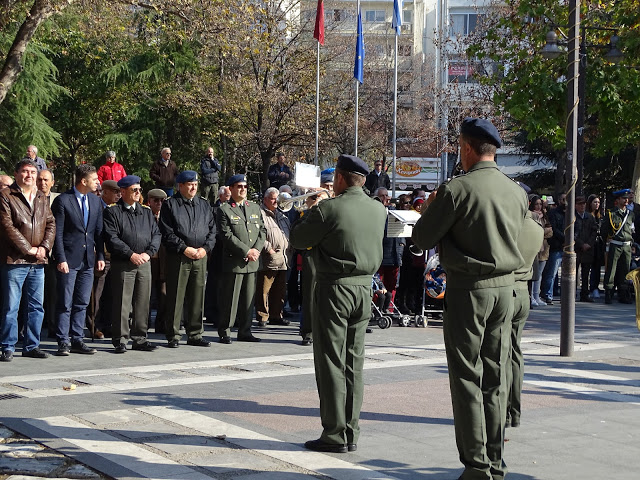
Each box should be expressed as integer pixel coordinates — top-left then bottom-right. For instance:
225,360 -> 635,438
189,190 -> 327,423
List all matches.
141,204 -> 151,209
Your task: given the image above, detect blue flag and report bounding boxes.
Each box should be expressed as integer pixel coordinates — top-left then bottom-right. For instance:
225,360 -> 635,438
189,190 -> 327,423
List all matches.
392,0 -> 403,35
354,10 -> 364,83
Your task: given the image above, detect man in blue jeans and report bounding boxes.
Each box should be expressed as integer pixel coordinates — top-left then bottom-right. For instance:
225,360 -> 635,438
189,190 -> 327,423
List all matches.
540,193 -> 566,304
0,159 -> 56,361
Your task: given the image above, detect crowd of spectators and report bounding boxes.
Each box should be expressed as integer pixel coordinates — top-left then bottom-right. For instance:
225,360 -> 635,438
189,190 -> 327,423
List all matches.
1,145 -> 635,363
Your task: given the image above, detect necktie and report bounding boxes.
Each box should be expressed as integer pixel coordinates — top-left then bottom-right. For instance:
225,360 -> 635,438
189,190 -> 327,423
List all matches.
82,195 -> 88,228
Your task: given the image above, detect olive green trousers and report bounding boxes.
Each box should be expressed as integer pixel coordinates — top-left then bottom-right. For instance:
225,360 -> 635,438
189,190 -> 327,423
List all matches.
443,285 -> 514,480
312,283 -> 371,446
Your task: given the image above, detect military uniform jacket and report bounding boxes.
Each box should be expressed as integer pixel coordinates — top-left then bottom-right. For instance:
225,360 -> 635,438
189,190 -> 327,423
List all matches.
289,186 -> 386,286
412,161 -> 528,289
218,199 -> 266,273
158,193 -> 216,254
601,207 -> 634,243
103,199 -> 162,261
514,211 -> 544,284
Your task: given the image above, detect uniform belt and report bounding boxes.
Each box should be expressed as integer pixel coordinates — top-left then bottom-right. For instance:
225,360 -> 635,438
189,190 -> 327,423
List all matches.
609,240 -> 631,246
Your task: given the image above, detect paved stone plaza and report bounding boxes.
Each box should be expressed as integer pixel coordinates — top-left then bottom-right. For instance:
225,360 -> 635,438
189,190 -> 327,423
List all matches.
1,299 -> 640,479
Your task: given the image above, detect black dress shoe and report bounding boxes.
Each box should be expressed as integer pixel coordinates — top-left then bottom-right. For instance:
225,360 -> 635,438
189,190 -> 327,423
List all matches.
511,417 -> 521,428
0,350 -> 14,362
56,344 -> 71,356
133,341 -> 157,351
301,337 -> 312,346
71,343 -> 97,354
237,335 -> 261,342
219,336 -> 232,344
187,338 -> 211,347
114,343 -> 127,354
304,439 -> 347,453
167,340 -> 180,348
22,348 -> 49,359
347,443 -> 357,452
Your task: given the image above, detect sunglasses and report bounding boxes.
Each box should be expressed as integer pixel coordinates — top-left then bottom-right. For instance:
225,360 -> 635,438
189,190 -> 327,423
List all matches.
131,188 -> 143,193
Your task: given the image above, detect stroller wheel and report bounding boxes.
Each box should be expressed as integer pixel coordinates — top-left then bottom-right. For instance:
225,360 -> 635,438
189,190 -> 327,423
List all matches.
377,316 -> 388,329
415,316 -> 425,327
400,316 -> 411,327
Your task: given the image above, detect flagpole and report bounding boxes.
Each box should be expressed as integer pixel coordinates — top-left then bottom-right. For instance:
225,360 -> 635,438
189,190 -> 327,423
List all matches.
315,41 -> 320,166
313,0 -> 324,166
392,33 -> 398,198
354,0 -> 361,156
391,0 -> 402,197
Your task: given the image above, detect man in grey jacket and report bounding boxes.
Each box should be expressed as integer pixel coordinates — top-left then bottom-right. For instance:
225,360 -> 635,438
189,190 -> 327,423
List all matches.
256,187 -> 291,327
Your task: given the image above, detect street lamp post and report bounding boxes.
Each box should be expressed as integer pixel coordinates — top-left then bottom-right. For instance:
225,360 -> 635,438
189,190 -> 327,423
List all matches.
559,0 -> 580,357
540,2 -> 623,357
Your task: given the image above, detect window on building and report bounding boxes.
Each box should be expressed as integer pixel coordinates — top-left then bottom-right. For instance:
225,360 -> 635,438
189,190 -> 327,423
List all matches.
365,10 -> 386,23
449,13 -> 485,37
399,45 -> 412,56
403,9 -> 413,24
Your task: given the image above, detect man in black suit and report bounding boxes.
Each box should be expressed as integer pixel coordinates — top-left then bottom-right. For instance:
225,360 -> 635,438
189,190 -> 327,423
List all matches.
52,164 -> 105,356
364,161 -> 390,196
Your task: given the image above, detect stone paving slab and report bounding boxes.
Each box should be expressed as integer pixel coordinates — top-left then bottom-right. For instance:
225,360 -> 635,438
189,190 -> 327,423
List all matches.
8,379 -> 74,390
109,422 -> 188,440
76,410 -> 150,426
77,374 -> 138,386
192,449 -> 282,475
144,436 -> 228,455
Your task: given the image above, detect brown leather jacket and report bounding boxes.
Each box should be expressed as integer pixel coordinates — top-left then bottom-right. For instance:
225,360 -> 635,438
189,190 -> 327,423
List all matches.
0,184 -> 56,264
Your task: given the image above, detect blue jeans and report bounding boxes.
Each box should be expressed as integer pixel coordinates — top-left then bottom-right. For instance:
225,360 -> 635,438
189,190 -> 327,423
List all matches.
541,250 -> 563,299
55,261 -> 94,345
0,264 -> 45,353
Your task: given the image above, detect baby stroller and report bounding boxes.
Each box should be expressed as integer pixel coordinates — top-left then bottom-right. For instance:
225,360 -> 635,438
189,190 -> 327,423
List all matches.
370,274 -> 412,329
414,253 -> 445,327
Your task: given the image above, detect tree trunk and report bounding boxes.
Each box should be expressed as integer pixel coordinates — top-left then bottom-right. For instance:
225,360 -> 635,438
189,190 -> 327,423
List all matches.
633,143 -> 640,204
0,0 -> 70,105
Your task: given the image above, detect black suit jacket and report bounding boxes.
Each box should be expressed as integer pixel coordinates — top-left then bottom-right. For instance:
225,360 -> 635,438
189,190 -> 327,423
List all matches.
52,189 -> 105,269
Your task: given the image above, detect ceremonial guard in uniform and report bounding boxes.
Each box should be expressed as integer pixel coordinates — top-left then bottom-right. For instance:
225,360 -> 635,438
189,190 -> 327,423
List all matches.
412,118 -> 528,479
217,174 -> 265,344
103,176 -> 161,353
290,155 -> 386,453
602,188 -> 635,304
159,170 -> 216,348
507,210 -> 543,428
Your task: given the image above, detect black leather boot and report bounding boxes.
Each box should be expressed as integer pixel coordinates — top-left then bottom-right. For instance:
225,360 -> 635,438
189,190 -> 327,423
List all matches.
605,289 -> 613,304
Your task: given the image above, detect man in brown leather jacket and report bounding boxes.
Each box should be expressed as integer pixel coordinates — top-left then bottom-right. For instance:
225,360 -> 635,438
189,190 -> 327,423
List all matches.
0,159 -> 55,362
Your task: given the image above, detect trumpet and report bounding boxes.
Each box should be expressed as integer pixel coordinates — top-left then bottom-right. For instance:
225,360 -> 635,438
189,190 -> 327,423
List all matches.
277,189 -> 330,212
625,268 -> 640,331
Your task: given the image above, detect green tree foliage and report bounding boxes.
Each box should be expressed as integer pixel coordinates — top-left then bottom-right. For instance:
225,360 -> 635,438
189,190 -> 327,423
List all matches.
469,0 -> 640,196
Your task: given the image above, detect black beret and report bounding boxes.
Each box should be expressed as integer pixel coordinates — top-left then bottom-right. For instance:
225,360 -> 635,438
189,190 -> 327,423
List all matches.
336,154 -> 368,176
227,174 -> 247,186
176,170 -> 198,184
460,117 -> 502,148
117,175 -> 141,188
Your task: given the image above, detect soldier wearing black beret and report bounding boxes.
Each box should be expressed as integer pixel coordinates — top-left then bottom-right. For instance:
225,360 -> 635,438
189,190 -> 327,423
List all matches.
412,118 -> 528,478
290,154 -> 386,453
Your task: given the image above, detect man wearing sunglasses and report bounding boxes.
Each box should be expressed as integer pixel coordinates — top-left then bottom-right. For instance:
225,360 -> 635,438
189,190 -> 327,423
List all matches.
217,174 -> 265,344
103,176 -> 161,353
159,170 -> 216,348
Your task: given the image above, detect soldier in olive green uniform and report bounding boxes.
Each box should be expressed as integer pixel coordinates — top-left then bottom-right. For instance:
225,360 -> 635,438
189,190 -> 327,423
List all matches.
507,211 -> 543,428
217,174 -> 266,344
602,189 -> 635,304
290,155 -> 386,454
412,118 -> 528,480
